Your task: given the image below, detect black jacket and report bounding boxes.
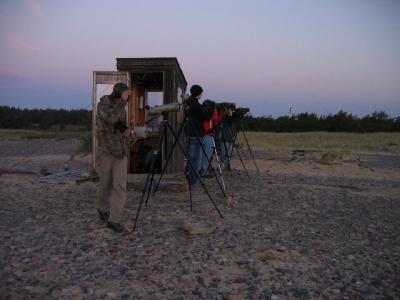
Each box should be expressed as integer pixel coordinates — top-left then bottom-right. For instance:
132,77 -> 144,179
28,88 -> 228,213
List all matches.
187,96 -> 213,137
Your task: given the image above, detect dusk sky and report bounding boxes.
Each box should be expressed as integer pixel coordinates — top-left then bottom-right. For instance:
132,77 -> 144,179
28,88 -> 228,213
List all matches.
0,0 -> 399,117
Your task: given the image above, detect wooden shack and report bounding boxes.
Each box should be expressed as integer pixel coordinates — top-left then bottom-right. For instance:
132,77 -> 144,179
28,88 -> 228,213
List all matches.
92,57 -> 188,174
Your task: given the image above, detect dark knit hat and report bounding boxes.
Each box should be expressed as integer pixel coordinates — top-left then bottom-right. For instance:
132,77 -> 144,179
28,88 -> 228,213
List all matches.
190,85 -> 203,97
112,82 -> 129,98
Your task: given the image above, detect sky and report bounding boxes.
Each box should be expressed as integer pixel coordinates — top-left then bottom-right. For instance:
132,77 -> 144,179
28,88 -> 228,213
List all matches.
0,0 -> 399,117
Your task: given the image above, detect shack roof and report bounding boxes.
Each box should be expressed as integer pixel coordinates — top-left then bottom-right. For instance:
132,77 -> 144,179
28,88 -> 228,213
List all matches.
116,57 -> 187,86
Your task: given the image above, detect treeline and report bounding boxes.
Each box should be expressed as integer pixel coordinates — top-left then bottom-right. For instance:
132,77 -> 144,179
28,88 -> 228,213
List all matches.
0,106 -> 91,130
241,110 -> 400,132
0,106 -> 399,132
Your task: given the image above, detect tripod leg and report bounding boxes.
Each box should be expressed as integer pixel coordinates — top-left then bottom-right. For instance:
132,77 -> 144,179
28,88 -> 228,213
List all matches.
132,153 -> 156,231
151,119 -> 186,197
190,125 -> 226,197
167,123 -> 223,218
221,119 -> 244,176
187,156 -> 224,218
188,175 -> 193,211
219,121 -> 231,173
239,122 -> 260,174
228,124 -> 239,164
132,122 -> 167,231
145,154 -> 158,207
225,121 -> 250,177
212,136 -> 226,191
235,143 -> 250,178
184,122 -> 193,212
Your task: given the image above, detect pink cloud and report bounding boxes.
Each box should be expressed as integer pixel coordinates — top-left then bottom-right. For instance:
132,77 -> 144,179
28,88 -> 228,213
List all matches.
9,35 -> 43,52
0,65 -> 27,79
26,0 -> 43,15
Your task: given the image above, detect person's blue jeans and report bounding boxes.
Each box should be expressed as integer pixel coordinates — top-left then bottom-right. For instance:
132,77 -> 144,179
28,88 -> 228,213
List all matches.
185,137 -> 203,185
200,134 -> 214,176
220,142 -> 233,169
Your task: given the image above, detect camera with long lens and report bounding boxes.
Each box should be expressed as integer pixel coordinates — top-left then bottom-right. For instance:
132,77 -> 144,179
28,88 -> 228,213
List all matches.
234,107 -> 250,117
113,120 -> 128,133
216,102 -> 235,110
216,102 -> 236,114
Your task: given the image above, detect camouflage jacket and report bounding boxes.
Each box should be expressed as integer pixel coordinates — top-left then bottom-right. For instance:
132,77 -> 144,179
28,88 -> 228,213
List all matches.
96,94 -> 130,159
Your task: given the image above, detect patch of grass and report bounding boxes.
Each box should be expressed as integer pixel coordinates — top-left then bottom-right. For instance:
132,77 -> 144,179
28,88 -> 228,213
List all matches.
319,150 -> 349,164
260,253 -> 276,264
72,132 -> 92,156
0,129 -> 87,140
321,151 -> 340,162
237,131 -> 400,153
244,264 -> 258,273
334,184 -> 363,191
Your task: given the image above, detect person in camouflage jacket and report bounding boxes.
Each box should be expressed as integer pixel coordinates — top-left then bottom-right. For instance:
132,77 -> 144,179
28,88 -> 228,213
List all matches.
95,82 -> 131,233
96,92 -> 130,158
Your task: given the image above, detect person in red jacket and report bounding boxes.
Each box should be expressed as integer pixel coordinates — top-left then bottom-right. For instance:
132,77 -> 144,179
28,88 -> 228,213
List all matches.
204,106 -> 224,135
200,101 -> 224,177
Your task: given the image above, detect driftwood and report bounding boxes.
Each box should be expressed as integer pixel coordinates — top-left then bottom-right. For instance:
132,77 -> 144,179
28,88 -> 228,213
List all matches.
39,170 -> 93,184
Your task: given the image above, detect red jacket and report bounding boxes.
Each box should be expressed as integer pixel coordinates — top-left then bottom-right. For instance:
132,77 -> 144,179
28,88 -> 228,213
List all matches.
204,108 -> 224,134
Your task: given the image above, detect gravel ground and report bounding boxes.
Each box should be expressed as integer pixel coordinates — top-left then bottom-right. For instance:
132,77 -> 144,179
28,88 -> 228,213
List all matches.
0,139 -> 399,299
0,139 -> 90,174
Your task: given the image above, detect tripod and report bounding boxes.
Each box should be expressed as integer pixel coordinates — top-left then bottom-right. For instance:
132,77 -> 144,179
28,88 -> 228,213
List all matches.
234,117 -> 260,174
202,133 -> 226,191
216,116 -> 260,177
132,103 -> 226,231
216,118 -> 250,177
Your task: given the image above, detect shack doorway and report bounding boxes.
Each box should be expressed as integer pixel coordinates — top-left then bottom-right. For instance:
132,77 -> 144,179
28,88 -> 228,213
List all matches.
92,57 -> 188,175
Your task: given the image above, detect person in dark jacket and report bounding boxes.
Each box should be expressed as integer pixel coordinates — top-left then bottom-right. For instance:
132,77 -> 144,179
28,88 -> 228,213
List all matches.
185,84 -> 214,185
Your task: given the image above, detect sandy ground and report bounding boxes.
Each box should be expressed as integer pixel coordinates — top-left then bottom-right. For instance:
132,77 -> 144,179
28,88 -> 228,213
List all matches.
0,139 -> 399,299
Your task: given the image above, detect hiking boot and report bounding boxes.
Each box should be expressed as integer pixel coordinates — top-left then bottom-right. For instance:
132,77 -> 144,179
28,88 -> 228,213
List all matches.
97,209 -> 109,222
107,221 -> 127,233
